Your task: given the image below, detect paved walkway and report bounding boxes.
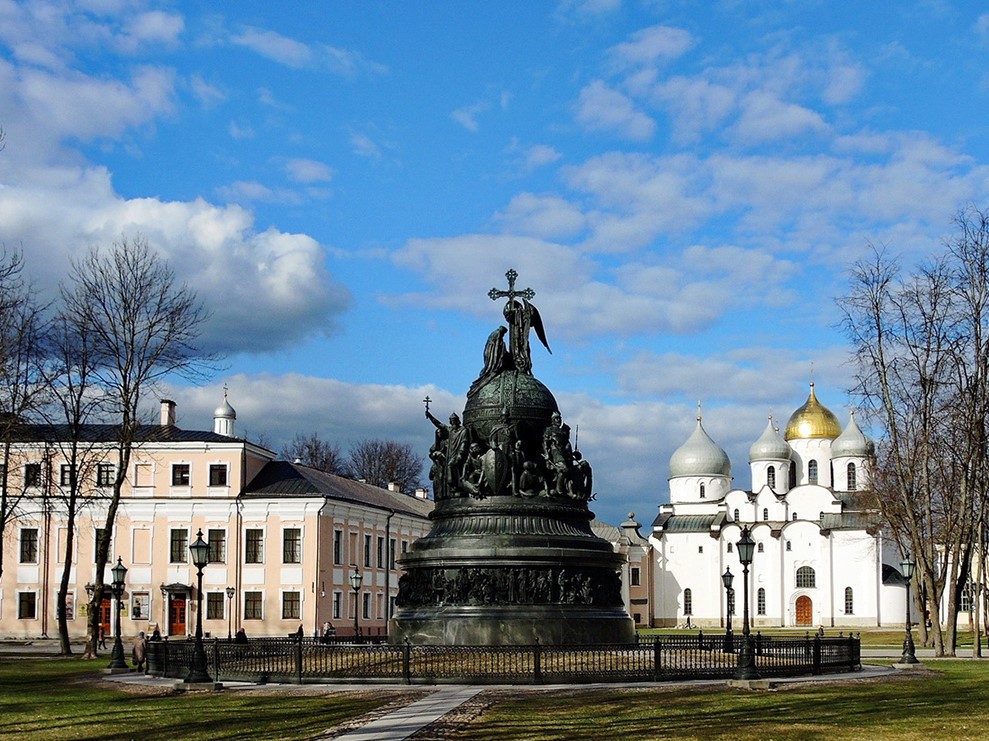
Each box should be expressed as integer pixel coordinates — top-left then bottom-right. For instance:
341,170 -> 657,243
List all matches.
332,686 -> 484,741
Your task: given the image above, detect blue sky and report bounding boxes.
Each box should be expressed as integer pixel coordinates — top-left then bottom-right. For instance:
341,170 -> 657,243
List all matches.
3,1 -> 989,526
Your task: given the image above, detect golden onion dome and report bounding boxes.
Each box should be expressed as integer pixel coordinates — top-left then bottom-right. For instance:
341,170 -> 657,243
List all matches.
784,383 -> 841,441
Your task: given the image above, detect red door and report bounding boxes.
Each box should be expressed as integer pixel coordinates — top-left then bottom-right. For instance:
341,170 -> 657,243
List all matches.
99,598 -> 112,640
795,595 -> 813,626
169,596 -> 187,636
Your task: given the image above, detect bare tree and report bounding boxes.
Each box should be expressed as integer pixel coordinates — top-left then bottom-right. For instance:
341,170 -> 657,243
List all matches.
282,432 -> 350,476
840,208 -> 989,656
42,311 -> 109,655
348,439 -> 424,493
0,249 -> 50,582
61,236 -> 211,658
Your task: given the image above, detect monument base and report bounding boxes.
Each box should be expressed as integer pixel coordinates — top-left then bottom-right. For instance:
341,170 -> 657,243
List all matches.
389,605 -> 635,646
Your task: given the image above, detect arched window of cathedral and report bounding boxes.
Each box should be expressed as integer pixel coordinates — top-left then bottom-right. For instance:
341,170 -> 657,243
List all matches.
808,460 -> 818,484
844,587 -> 854,614
786,540 -> 791,551
789,464 -> 796,488
683,588 -> 693,616
792,513 -> 797,521
757,588 -> 766,615
733,508 -> 739,521
700,483 -> 706,498
796,566 -> 816,588
847,462 -> 857,491
757,542 -> 764,553
727,542 -> 733,553
762,508 -> 769,521
767,465 -> 776,489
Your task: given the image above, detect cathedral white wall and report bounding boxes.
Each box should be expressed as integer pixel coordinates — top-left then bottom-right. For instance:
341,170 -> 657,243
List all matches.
669,475 -> 731,504
788,438 -> 833,488
749,460 -> 790,494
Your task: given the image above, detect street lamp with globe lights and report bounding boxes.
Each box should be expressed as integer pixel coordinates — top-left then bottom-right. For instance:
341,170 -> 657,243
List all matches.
899,555 -> 919,665
722,567 -> 735,654
349,566 -> 363,640
107,557 -> 128,670
734,527 -> 760,680
225,586 -> 235,642
185,529 -> 212,684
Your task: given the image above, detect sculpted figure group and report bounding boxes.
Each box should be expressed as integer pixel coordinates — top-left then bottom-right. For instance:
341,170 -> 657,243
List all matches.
427,404 -> 593,503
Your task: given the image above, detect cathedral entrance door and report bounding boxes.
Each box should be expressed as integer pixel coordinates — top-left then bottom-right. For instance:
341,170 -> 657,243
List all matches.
169,595 -> 187,636
795,595 -> 813,626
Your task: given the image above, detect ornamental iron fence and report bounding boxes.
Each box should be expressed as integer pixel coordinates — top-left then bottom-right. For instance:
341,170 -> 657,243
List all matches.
145,631 -> 861,685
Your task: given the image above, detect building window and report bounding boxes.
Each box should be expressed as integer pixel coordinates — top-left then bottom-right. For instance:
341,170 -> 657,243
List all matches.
18,592 -> 37,619
60,464 -> 75,487
364,535 -> 372,567
334,530 -> 344,565
762,508 -> 769,521
207,592 -> 225,620
699,483 -> 706,499
244,591 -> 263,620
960,582 -> 974,612
727,542 -> 733,553
376,536 -> 385,567
389,538 -> 396,569
19,528 -> 38,563
792,513 -> 797,521
207,529 -> 226,563
332,592 -> 342,620
245,529 -> 264,563
208,464 -> 228,487
402,540 -> 408,554
97,463 -> 115,487
171,464 -> 190,486
757,588 -> 766,615
630,567 -> 641,586
808,460 -> 818,484
683,588 -> 693,616
132,592 -> 150,620
282,591 -> 301,620
733,508 -> 739,521
169,529 -> 188,563
786,540 -> 792,552
844,587 -> 854,615
362,592 -> 371,620
847,462 -> 857,491
796,566 -> 816,588
283,528 -> 301,564
757,542 -> 764,553
24,463 -> 42,487
767,465 -> 776,489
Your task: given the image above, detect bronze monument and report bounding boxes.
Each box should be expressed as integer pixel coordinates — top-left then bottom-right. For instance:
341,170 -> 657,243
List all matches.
389,270 -> 634,645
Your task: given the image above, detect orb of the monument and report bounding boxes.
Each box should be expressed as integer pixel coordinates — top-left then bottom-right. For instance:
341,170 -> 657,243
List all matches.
463,369 -> 558,450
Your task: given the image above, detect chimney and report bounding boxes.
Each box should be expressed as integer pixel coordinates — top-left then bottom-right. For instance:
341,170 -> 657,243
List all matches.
414,487 -> 430,500
160,399 -> 176,427
387,482 -> 402,493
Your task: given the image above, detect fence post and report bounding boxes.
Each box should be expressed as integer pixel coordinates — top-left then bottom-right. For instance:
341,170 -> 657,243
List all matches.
213,638 -> 221,681
849,633 -> 858,672
653,638 -> 662,681
697,630 -> 704,649
403,638 -> 412,685
533,638 -> 542,685
812,634 -> 821,675
296,633 -> 304,685
755,631 -> 762,656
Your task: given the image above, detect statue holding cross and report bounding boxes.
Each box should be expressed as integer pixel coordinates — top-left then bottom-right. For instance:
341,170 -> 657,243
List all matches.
487,269 -> 551,375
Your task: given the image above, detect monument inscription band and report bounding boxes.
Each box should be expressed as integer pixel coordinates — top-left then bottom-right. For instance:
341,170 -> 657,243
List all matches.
389,270 -> 634,645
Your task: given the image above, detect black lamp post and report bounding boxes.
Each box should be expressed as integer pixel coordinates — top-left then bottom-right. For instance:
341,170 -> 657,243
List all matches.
107,557 -> 128,670
185,529 -> 212,684
225,586 -> 235,642
722,567 -> 735,654
734,526 -> 760,680
899,554 -> 919,664
349,565 -> 363,640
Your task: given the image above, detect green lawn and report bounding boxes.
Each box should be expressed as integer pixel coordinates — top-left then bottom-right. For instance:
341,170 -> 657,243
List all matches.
0,657 -> 396,740
457,660 -> 989,741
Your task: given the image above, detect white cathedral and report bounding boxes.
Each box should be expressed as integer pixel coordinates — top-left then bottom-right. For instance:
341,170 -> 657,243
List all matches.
649,383 -> 908,629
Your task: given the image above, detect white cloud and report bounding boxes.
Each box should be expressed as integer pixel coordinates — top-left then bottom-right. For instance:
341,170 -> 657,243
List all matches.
116,10 -> 184,54
608,25 -> 694,69
451,102 -> 490,132
189,74 -> 225,106
351,132 -> 382,159
231,27 -> 313,67
575,80 -> 656,141
494,193 -> 586,239
730,91 -> 829,144
285,158 -> 333,184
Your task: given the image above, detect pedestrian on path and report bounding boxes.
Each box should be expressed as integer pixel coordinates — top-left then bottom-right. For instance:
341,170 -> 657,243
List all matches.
132,631 -> 148,672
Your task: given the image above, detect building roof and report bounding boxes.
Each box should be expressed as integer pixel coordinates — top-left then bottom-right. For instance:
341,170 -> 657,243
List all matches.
784,383 -> 842,441
5,423 -> 246,445
669,417 -> 731,478
820,511 -> 879,531
652,513 -> 720,532
242,460 -> 433,519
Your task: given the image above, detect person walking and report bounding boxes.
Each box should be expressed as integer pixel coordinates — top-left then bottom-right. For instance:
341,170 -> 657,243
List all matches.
132,631 -> 148,672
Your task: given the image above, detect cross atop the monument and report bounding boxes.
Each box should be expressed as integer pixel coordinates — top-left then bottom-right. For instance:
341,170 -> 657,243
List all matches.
488,268 -> 535,305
